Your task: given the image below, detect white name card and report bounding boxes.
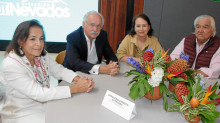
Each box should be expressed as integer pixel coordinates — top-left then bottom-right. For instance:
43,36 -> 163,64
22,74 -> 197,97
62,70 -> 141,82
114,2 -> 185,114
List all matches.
101,90 -> 136,120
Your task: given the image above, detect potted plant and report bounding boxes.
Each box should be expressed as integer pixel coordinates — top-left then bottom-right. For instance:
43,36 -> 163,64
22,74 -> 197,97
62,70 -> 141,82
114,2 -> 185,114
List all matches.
168,75 -> 220,123
125,48 -> 191,111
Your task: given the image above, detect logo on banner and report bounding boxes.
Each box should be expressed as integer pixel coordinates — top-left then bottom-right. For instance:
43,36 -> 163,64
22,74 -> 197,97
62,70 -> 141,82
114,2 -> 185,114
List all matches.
0,0 -> 70,18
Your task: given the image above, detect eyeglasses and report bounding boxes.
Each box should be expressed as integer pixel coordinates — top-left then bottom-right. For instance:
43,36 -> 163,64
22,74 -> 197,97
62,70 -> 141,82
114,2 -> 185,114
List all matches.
87,23 -> 102,29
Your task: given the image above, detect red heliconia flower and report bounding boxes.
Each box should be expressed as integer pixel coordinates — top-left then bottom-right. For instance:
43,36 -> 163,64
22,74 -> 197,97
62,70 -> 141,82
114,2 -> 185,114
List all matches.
143,51 -> 154,62
167,71 -> 184,79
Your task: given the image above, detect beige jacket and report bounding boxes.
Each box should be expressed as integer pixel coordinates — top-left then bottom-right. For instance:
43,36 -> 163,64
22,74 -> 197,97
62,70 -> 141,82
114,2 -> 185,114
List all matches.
116,34 -> 162,60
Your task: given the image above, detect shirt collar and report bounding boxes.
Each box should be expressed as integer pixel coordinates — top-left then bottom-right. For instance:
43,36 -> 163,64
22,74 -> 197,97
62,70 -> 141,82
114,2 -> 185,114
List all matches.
130,34 -> 151,47
130,35 -> 137,44
84,31 -> 96,43
196,38 -> 209,47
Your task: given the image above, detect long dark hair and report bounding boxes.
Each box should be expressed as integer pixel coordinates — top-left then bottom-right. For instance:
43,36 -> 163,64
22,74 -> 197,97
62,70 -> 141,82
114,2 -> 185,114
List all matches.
129,13 -> 153,37
6,19 -> 46,56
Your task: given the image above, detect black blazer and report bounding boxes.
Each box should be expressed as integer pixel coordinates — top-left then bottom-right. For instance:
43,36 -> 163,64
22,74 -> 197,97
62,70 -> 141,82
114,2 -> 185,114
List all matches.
63,26 -> 118,73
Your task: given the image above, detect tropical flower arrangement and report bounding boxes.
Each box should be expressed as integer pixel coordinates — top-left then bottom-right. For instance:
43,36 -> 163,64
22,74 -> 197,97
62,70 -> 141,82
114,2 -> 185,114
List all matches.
168,74 -> 220,123
125,48 -> 193,111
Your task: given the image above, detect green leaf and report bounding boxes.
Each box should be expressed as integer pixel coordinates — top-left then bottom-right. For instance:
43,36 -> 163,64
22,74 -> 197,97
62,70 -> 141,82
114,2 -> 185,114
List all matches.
160,83 -> 169,96
140,57 -> 144,64
210,94 -> 220,100
126,70 -> 146,77
158,83 -> 170,111
150,87 -> 154,100
184,69 -> 196,87
209,82 -> 220,99
185,69 -> 196,75
171,92 -> 179,102
169,77 -> 187,86
128,80 -> 135,85
207,103 -> 216,111
212,82 -> 218,90
128,76 -> 150,100
180,103 -> 191,112
200,115 -> 209,123
168,101 -> 181,111
129,82 -> 140,100
200,110 -> 220,123
138,78 -> 147,97
195,89 -> 206,100
128,75 -> 141,85
143,78 -> 150,93
163,92 -> 168,111
195,83 -> 202,95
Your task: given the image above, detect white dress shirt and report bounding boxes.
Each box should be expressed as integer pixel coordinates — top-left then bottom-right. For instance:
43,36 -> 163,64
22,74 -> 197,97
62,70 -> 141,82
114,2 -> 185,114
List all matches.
84,33 -> 100,74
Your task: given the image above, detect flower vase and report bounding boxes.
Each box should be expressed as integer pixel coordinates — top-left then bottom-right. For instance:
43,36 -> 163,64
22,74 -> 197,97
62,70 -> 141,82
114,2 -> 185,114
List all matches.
184,110 -> 201,123
144,86 -> 163,100
168,83 -> 175,92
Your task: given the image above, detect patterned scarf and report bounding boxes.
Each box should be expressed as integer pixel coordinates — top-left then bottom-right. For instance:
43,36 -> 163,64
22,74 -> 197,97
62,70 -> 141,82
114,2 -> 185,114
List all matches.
21,55 -> 50,88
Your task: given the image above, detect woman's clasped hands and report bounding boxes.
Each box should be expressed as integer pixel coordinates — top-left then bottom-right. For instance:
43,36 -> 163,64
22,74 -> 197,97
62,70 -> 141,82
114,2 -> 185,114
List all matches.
70,76 -> 95,94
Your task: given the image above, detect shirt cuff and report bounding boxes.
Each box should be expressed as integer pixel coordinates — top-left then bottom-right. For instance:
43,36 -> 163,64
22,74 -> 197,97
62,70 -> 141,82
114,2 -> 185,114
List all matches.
89,65 -> 100,74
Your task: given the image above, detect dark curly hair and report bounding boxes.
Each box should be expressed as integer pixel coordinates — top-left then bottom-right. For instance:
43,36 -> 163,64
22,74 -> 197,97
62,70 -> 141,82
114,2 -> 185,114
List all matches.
128,13 -> 153,37
6,19 -> 46,56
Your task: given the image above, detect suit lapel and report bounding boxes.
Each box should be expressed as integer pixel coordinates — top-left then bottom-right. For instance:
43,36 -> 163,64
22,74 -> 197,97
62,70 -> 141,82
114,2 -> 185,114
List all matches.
95,36 -> 102,63
80,27 -> 88,61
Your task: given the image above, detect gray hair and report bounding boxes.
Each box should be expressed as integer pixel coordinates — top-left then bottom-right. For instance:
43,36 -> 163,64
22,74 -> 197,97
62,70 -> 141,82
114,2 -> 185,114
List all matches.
194,15 -> 216,37
83,10 -> 104,27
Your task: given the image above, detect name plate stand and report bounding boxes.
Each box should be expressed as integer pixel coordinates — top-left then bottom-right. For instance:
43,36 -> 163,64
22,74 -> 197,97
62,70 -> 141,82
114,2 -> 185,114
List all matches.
101,90 -> 136,120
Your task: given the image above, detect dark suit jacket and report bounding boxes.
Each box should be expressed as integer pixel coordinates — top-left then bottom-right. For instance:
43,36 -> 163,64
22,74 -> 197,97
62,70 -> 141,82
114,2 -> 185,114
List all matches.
63,26 -> 118,73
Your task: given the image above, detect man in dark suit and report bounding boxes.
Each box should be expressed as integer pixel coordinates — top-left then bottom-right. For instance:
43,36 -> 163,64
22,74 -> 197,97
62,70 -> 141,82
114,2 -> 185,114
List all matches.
63,10 -> 120,75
